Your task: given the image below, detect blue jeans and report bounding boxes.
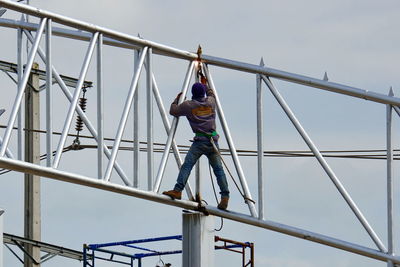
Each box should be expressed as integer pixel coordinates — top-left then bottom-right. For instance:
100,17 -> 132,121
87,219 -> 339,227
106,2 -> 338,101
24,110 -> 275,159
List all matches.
174,140 -> 230,198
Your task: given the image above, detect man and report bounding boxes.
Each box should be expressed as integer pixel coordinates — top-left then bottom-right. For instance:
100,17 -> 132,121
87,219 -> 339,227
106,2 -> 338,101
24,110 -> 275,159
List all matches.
162,80 -> 230,210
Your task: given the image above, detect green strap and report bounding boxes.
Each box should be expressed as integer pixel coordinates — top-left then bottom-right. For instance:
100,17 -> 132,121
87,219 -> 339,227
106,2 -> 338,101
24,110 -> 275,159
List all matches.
195,131 -> 217,138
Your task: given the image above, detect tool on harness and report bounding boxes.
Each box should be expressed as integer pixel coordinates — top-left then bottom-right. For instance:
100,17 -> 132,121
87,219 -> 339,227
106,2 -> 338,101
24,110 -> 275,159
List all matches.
209,137 -> 256,205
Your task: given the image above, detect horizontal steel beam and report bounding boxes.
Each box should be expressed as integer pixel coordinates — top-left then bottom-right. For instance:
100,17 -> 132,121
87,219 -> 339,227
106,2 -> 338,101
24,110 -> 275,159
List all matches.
0,14 -> 397,107
0,157 -> 399,264
4,233 -> 86,261
0,59 -> 93,88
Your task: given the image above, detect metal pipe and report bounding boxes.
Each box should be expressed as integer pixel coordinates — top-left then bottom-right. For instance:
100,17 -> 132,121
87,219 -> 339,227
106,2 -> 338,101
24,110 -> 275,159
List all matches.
0,1 -> 196,60
52,31 -> 99,168
261,75 -> 387,252
151,73 -> 194,200
0,17 -> 46,157
97,33 -> 103,179
103,47 -> 148,182
386,89 -> 394,267
256,58 -> 264,220
45,18 -> 52,167
1,17 -> 400,107
23,30 -> 131,186
152,61 -> 195,193
146,47 -> 153,190
0,136 -> 14,158
17,26 -> 23,160
0,156 -> 399,265
133,49 -> 139,188
203,65 -> 258,218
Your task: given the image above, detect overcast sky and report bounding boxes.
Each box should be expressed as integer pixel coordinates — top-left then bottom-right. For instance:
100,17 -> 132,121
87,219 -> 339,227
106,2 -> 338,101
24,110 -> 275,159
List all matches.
0,0 -> 400,266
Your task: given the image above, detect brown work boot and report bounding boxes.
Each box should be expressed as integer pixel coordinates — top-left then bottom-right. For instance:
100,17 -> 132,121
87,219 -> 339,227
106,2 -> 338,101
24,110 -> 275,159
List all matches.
162,190 -> 182,200
217,196 -> 229,210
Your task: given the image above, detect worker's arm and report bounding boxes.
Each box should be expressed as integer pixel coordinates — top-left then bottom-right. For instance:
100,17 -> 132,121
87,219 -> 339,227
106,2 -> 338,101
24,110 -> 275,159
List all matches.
169,92 -> 187,117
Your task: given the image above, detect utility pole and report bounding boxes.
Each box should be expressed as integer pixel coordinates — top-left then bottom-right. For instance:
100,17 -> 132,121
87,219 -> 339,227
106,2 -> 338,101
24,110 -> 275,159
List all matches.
24,62 -> 41,267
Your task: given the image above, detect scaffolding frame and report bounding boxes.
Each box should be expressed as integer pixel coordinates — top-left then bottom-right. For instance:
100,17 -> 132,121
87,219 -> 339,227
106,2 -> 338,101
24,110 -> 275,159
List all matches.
83,235 -> 253,267
0,0 -> 398,265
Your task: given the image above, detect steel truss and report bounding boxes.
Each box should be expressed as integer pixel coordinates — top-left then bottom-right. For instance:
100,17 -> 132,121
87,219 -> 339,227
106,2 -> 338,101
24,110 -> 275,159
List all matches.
0,0 -> 398,265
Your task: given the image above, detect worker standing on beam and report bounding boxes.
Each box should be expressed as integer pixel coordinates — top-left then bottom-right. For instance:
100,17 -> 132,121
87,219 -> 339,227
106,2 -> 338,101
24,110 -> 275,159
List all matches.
163,71 -> 230,210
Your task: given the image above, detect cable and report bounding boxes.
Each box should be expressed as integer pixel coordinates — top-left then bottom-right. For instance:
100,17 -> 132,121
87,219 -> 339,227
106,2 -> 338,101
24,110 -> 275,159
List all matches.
208,163 -> 224,232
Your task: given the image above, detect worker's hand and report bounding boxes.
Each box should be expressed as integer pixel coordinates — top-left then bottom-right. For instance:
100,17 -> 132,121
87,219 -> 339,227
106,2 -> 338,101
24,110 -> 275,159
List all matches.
174,92 -> 183,103
200,75 -> 208,85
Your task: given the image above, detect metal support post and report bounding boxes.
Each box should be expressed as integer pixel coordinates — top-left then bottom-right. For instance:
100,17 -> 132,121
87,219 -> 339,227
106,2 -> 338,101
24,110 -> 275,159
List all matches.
53,32 -> 99,168
152,61 -> 195,193
182,212 -> 215,267
104,47 -> 148,182
0,18 -> 46,157
146,47 -> 153,190
386,88 -> 394,267
133,49 -> 140,187
97,33 -> 103,179
257,58 -> 264,220
195,160 -> 201,202
203,65 -> 258,217
24,63 -> 41,267
260,75 -> 387,252
0,209 -> 3,267
17,27 -> 23,160
45,19 -> 52,167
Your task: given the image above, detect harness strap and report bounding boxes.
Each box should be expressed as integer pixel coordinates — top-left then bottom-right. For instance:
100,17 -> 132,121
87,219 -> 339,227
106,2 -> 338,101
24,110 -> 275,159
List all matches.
195,131 -> 217,138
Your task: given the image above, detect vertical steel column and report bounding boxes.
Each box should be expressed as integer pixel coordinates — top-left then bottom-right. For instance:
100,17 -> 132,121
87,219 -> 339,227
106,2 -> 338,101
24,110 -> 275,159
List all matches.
23,30 -> 131,185
152,61 -> 196,193
151,74 -> 194,199
53,32 -> 99,168
195,68 -> 201,201
133,49 -> 140,187
146,48 -> 154,190
17,27 -> 23,160
97,34 -> 104,179
0,18 -> 47,157
203,65 -> 258,217
256,58 -> 264,220
45,19 -> 52,167
182,212 -> 215,267
261,75 -> 387,252
104,47 -> 148,182
386,88 -> 394,267
24,63 -> 41,267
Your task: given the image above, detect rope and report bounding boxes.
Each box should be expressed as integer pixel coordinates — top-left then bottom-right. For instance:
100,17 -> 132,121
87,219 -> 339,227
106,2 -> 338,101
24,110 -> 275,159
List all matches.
209,163 -> 224,231
209,137 -> 256,205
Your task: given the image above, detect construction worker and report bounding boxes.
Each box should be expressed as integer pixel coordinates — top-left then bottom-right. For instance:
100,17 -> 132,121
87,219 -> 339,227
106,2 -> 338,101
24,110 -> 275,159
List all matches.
162,78 -> 230,210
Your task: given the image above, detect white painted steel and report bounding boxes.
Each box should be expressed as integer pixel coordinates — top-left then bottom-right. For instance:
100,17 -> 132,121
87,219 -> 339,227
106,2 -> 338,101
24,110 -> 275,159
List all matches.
0,157 -> 399,264
1,3 -> 399,106
261,75 -> 387,252
133,49 -> 139,187
45,19 -> 52,167
23,30 -> 131,185
146,48 -> 153,190
16,27 -> 23,160
97,34 -> 103,179
151,74 -> 194,200
52,32 -> 99,168
257,58 -> 264,220
103,47 -> 148,182
203,65 -> 258,218
1,16 -> 400,107
0,136 -> 13,159
182,212 -> 215,267
152,61 -> 195,193
387,89 -> 394,267
0,17 -> 46,157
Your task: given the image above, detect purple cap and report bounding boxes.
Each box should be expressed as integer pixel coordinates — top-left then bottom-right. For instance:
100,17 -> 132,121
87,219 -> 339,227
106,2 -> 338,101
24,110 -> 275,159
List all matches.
191,82 -> 206,99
